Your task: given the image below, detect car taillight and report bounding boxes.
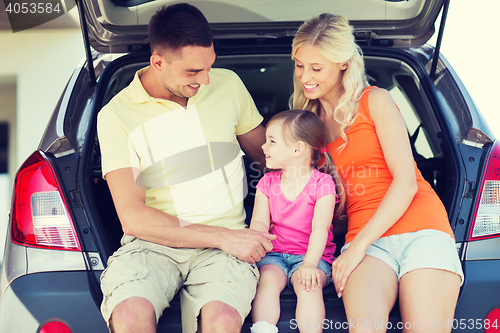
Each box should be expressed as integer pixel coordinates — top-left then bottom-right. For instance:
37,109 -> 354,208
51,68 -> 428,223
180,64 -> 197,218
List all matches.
469,141 -> 500,240
10,151 -> 81,251
38,320 -> 73,333
485,308 -> 500,333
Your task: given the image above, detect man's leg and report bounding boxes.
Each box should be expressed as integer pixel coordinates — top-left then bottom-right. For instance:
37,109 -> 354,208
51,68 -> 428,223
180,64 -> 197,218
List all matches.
198,301 -> 243,333
181,249 -> 259,333
109,297 -> 156,333
101,241 -> 184,333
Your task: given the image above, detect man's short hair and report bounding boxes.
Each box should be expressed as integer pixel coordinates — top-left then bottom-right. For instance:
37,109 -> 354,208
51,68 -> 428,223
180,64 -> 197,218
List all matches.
148,3 -> 213,54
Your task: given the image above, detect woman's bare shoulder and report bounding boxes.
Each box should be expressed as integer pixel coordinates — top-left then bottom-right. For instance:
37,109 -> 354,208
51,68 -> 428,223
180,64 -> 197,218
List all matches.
366,86 -> 398,119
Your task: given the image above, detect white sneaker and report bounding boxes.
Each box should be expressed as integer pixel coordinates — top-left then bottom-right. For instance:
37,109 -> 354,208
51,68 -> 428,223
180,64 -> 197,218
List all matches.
250,321 -> 279,333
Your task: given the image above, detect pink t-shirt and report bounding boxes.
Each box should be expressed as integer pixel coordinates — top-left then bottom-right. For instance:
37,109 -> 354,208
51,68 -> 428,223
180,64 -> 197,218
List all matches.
256,169 -> 337,263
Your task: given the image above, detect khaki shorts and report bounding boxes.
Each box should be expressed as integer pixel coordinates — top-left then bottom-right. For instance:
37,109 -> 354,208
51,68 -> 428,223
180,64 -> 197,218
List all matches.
100,239 -> 259,333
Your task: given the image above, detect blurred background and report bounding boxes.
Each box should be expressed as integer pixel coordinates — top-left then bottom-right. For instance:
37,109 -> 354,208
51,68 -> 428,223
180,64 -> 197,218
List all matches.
0,0 -> 498,262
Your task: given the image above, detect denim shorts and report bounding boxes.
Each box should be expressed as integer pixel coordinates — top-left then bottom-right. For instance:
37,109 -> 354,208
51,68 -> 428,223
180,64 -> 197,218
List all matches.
257,252 -> 332,287
341,229 -> 464,285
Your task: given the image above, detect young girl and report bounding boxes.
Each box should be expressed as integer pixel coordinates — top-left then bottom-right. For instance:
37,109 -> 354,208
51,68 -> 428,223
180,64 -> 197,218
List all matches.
249,110 -> 345,333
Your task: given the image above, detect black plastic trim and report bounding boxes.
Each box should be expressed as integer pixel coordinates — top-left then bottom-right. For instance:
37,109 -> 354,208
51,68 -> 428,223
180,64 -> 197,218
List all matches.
430,0 -> 450,80
77,0 -> 96,86
78,52 -> 151,261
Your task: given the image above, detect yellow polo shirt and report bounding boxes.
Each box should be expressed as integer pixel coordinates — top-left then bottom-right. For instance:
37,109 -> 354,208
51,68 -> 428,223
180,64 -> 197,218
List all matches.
97,67 -> 263,235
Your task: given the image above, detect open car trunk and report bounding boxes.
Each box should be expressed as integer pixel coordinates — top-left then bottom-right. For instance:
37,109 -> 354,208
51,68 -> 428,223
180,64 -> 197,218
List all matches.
83,43 -> 460,331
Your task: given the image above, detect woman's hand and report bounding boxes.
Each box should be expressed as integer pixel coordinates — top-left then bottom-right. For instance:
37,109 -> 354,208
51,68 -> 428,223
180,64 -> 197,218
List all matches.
296,262 -> 322,291
331,245 -> 366,298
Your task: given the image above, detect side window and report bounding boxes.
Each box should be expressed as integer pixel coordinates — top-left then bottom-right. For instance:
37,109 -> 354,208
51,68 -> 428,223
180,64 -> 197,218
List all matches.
389,86 -> 434,159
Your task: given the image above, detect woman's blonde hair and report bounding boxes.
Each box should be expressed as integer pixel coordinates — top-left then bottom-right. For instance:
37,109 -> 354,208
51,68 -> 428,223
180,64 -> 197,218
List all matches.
290,13 -> 369,149
266,110 -> 346,218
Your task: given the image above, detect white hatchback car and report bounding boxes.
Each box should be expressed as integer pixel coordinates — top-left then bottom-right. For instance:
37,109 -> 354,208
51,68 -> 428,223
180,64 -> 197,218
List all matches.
1,1 -> 500,332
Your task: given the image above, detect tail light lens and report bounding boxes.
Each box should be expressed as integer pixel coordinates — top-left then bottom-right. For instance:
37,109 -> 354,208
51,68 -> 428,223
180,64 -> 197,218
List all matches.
11,151 -> 81,251
38,320 -> 73,333
485,308 -> 500,333
469,142 -> 500,240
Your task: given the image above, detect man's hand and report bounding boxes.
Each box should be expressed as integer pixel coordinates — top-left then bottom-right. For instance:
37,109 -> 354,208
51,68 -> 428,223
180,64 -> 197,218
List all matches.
219,229 -> 276,264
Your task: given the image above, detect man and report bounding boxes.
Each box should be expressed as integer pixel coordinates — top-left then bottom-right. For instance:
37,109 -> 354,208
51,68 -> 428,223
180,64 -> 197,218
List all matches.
97,3 -> 274,333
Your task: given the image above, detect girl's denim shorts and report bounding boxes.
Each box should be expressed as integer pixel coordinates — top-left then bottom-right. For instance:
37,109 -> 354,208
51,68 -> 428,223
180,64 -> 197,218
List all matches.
341,229 -> 464,285
257,251 -> 332,287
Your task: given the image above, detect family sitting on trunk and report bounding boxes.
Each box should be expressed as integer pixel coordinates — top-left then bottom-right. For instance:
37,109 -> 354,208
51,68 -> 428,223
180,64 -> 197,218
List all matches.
97,3 -> 463,333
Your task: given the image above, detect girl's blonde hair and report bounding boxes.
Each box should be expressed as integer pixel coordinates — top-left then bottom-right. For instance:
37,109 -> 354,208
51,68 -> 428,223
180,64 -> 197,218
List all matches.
266,110 -> 346,217
290,13 -> 369,150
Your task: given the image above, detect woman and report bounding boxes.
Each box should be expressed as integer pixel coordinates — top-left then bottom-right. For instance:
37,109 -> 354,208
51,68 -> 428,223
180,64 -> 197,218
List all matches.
290,13 -> 463,332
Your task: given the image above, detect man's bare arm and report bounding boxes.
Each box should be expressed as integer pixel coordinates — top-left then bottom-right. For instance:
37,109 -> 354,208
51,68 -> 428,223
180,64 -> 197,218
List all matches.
106,167 -> 274,263
237,124 -> 266,172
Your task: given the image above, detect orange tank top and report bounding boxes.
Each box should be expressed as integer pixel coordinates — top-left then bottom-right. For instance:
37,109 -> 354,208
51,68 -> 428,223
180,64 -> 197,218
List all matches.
326,87 -> 454,244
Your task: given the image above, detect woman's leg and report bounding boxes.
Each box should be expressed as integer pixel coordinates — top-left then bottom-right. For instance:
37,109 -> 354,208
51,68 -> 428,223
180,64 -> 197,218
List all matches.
342,255 -> 399,333
399,269 -> 461,333
290,270 -> 328,333
251,264 -> 288,325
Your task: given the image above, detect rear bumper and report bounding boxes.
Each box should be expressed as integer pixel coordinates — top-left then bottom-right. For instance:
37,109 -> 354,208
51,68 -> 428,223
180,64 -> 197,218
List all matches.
3,261 -> 495,333
454,259 -> 500,332
0,271 -> 107,333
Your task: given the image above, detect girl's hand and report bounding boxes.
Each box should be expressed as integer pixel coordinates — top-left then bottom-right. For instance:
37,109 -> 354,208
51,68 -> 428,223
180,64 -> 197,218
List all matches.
296,262 -> 322,291
331,245 -> 366,298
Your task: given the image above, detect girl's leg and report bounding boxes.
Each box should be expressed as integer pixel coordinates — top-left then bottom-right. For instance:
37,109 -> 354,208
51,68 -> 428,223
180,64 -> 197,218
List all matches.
399,269 -> 461,333
290,269 -> 328,333
251,264 -> 288,325
342,255 -> 399,333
